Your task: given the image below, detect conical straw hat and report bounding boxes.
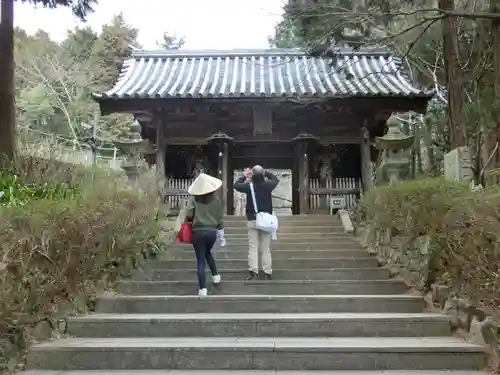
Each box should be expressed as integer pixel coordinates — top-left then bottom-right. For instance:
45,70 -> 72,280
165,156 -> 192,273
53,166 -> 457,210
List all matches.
188,173 -> 223,195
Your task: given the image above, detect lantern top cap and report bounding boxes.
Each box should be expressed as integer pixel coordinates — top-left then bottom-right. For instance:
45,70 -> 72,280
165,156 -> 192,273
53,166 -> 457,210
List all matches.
375,115 -> 414,150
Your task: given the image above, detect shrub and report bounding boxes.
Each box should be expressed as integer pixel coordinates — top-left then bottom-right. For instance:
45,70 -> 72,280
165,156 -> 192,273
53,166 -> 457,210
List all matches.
0,156 -> 164,373
358,177 -> 500,315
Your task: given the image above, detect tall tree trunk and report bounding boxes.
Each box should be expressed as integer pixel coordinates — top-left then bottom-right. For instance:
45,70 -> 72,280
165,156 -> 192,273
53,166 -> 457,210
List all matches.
0,0 -> 16,167
439,0 -> 467,149
485,0 -> 500,184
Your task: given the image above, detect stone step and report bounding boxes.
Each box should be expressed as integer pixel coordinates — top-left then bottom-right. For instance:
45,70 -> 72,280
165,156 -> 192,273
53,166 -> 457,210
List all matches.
68,312 -> 451,338
27,336 -> 486,371
116,279 -> 408,295
223,226 -> 346,233
132,268 -> 391,281
167,249 -> 371,260
223,233 -> 353,239
224,214 -> 337,221
96,295 -> 425,314
15,370 -> 493,375
169,241 -> 362,250
146,257 -> 378,270
224,221 -> 344,227
218,239 -> 359,246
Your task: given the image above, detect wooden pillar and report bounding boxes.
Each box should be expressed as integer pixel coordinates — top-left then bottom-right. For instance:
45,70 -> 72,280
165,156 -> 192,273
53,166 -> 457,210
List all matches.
295,142 -> 309,214
226,144 -> 234,215
291,146 -> 300,215
215,141 -> 234,215
219,142 -> 229,214
360,123 -> 374,190
155,118 -> 167,199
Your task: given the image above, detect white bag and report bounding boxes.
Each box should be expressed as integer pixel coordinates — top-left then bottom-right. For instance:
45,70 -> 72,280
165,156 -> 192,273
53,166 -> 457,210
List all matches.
249,182 -> 278,234
217,229 -> 227,247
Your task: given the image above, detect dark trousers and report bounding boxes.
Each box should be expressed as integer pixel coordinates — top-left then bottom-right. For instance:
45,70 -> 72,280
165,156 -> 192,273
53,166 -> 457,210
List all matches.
192,230 -> 218,289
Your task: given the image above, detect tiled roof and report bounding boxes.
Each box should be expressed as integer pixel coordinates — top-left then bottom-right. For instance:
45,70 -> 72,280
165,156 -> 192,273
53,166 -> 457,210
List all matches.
96,48 -> 432,100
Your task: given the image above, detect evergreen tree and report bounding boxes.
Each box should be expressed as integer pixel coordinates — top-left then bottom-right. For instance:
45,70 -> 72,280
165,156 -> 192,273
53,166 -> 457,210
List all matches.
0,0 -> 95,165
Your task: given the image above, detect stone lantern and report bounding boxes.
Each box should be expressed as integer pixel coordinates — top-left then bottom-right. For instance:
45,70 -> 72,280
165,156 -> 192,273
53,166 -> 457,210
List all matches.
113,121 -> 150,182
375,115 -> 415,185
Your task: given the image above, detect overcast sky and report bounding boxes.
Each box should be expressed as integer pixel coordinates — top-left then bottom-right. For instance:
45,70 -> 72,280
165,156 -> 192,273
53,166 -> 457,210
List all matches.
14,0 -> 285,49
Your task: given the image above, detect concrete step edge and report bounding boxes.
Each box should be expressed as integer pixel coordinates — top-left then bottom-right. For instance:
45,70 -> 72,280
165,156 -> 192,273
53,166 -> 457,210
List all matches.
15,372 -> 493,375
223,236 -> 353,238
168,251 -> 364,254
71,312 -> 450,322
146,267 -> 385,272
158,257 -> 375,262
29,337 -> 485,353
117,280 -> 405,285
98,294 -> 423,300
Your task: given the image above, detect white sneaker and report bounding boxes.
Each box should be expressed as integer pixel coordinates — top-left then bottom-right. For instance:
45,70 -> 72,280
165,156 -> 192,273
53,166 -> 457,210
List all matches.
212,274 -> 221,285
198,288 -> 208,297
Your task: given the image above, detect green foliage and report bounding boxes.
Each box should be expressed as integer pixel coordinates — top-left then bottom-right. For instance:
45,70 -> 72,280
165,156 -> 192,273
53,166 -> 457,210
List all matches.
0,170 -> 79,207
62,26 -> 98,64
14,13 -> 144,143
272,0 -> 420,50
270,0 -> 500,176
359,178 -> 500,313
359,178 -> 470,237
15,8 -> 187,146
0,156 -> 165,373
90,13 -> 139,90
18,0 -> 96,20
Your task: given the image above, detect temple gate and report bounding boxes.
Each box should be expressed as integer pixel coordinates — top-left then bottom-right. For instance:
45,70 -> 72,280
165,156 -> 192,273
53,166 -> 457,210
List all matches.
93,48 -> 432,214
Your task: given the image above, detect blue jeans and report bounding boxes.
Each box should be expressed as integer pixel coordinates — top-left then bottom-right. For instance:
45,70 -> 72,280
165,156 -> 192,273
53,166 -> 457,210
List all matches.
192,230 -> 218,289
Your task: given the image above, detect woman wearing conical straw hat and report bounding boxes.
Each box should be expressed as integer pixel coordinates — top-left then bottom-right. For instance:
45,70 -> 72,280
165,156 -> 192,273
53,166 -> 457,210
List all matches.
185,173 -> 224,297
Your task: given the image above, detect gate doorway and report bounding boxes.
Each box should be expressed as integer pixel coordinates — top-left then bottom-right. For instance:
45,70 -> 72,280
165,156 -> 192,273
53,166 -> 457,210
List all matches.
231,142 -> 294,215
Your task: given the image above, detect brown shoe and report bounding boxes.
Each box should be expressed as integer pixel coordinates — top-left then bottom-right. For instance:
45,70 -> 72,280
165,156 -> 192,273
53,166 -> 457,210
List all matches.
246,271 -> 258,281
264,273 -> 272,280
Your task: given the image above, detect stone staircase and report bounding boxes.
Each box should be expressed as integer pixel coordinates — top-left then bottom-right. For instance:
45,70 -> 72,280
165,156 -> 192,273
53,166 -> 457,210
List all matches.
21,215 -> 488,374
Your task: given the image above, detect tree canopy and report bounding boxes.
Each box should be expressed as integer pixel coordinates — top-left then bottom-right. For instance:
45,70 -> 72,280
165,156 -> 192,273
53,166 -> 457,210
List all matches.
270,0 -> 500,183
1,0 -> 184,163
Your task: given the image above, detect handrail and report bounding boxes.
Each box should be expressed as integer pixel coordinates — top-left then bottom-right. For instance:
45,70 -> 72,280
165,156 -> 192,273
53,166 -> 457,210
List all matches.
272,194 -> 292,203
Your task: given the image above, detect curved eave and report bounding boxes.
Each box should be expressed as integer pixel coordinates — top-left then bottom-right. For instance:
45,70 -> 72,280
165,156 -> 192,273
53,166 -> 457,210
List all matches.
93,91 -> 434,101
93,91 -> 434,117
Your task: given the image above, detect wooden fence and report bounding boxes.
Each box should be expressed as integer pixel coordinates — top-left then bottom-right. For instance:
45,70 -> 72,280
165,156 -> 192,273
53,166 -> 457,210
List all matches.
163,176 -> 361,214
163,178 -> 193,209
309,177 -> 360,211
163,178 -> 247,216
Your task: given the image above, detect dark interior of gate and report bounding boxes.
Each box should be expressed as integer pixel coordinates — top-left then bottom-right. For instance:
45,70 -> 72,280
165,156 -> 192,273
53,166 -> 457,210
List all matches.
93,48 -> 432,215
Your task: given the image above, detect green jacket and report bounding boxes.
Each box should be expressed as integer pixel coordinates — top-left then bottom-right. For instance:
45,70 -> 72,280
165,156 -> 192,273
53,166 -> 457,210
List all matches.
185,196 -> 223,232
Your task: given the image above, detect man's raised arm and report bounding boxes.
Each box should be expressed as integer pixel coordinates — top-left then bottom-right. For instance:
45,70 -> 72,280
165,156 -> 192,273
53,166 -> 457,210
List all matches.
234,175 -> 250,193
264,171 -> 279,191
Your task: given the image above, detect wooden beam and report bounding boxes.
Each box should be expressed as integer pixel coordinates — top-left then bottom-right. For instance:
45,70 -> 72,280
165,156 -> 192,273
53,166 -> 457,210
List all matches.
97,96 -> 432,116
231,155 -> 292,159
164,134 -> 361,145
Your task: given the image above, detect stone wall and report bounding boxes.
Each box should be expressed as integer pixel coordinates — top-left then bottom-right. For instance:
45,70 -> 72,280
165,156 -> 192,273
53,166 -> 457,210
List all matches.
359,224 -> 500,360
